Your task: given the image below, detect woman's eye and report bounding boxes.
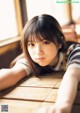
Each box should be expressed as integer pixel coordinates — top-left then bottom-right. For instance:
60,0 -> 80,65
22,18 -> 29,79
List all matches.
28,43 -> 35,47
43,41 -> 50,44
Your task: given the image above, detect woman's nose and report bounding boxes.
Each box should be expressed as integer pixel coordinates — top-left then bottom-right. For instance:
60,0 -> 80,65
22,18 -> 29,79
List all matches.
35,45 -> 43,54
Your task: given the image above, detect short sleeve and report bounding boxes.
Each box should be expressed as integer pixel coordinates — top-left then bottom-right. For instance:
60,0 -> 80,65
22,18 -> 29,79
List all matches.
67,43 -> 80,69
16,58 -> 32,75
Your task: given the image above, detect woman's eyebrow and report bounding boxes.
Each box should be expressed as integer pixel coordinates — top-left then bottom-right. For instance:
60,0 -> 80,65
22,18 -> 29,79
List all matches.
28,40 -> 35,43
39,38 -> 46,41
28,38 -> 46,43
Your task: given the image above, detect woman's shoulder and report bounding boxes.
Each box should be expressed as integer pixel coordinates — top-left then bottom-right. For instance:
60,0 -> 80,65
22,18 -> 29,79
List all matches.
67,42 -> 80,56
16,58 -> 27,63
66,42 -> 80,68
16,58 -> 32,75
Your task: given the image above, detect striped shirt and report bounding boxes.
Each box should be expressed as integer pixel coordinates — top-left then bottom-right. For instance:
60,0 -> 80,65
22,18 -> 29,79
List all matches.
67,43 -> 80,69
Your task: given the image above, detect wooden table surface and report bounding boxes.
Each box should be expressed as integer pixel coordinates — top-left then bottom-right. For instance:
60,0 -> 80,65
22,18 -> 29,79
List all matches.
0,71 -> 80,113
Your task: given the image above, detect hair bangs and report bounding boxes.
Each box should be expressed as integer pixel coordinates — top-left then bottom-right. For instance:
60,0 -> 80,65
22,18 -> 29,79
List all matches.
26,29 -> 49,45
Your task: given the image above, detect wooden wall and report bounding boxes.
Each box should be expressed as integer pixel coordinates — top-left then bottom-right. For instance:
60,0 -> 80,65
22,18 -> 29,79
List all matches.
0,42 -> 22,68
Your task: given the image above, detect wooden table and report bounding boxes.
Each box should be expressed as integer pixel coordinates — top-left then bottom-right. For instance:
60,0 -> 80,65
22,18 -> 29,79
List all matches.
0,71 -> 80,113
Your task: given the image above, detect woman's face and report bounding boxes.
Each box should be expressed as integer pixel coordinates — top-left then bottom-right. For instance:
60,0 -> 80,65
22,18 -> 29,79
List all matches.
27,38 -> 60,67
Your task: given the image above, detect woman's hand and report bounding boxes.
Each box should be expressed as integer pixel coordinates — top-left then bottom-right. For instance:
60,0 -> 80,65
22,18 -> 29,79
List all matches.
37,105 -> 55,113
37,104 -> 70,113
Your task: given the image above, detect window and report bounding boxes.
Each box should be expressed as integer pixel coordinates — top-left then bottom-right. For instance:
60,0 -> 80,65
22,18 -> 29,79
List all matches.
26,0 -> 71,26
26,0 -> 80,26
0,1 -> 17,41
0,0 -> 24,46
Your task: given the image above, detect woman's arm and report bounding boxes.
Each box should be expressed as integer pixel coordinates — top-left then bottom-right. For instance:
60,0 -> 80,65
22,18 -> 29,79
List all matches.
55,66 -> 80,112
0,63 -> 27,91
37,66 -> 80,113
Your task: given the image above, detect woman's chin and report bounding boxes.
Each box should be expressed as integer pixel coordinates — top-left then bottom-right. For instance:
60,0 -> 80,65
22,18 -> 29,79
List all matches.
38,63 -> 48,67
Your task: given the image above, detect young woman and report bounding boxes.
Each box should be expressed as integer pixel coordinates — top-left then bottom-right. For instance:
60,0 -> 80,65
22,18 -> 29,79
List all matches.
0,14 -> 80,113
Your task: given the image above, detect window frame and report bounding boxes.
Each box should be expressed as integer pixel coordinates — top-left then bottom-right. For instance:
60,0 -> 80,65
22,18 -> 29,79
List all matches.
0,0 -> 23,47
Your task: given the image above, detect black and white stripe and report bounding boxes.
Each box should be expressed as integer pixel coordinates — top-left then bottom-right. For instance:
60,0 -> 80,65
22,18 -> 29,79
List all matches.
67,44 -> 80,67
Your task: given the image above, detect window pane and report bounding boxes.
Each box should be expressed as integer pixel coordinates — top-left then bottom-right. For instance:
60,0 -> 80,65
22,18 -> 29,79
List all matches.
0,0 -> 18,41
26,0 -> 71,26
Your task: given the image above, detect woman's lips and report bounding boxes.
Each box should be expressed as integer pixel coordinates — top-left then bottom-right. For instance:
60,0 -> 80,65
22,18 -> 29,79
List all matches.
35,57 -> 45,60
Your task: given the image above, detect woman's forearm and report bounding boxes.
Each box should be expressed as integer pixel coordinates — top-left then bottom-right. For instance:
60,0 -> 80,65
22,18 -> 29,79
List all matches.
0,65 -> 26,91
55,69 -> 79,112
0,69 -> 16,90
